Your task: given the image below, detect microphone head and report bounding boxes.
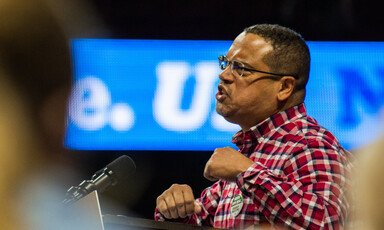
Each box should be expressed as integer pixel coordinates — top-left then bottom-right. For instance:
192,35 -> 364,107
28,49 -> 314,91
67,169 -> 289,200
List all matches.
103,155 -> 136,184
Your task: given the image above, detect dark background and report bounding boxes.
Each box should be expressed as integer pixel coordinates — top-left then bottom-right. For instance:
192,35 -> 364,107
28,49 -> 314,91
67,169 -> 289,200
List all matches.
90,0 -> 383,41
66,0 -> 384,220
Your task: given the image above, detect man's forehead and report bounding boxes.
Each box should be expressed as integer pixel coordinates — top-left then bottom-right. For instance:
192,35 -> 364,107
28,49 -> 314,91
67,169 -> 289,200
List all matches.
227,32 -> 273,61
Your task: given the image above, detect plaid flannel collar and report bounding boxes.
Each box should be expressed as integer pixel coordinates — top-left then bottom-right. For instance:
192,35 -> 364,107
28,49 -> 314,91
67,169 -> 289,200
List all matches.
232,103 -> 307,149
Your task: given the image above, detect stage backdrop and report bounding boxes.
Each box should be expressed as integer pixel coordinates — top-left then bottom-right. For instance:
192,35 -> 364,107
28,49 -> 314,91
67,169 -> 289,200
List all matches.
65,39 -> 384,151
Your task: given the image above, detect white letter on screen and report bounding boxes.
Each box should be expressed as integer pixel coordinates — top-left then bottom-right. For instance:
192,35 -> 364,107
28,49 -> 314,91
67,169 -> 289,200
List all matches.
69,76 -> 111,130
154,62 -> 217,131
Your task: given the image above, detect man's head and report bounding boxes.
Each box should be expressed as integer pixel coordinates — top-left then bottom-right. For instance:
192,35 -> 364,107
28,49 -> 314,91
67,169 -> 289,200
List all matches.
244,24 -> 310,96
215,24 -> 310,131
0,0 -> 72,155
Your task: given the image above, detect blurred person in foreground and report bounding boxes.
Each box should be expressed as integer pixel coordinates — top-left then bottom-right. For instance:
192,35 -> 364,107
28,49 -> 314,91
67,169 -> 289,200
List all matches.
0,0 -> 90,229
155,24 -> 354,229
353,134 -> 384,230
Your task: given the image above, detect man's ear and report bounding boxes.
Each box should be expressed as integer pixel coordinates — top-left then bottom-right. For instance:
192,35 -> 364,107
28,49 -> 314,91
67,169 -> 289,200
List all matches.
277,76 -> 295,101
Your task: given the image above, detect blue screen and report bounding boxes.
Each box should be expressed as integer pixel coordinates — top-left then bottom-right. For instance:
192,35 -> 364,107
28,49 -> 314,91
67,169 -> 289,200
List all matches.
65,39 -> 384,151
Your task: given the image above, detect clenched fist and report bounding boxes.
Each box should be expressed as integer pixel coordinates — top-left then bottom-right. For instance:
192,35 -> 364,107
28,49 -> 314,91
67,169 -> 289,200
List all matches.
204,147 -> 254,181
156,184 -> 202,219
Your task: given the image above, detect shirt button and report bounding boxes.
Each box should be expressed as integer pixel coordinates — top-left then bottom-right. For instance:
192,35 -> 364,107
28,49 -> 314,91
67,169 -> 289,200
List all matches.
228,192 -> 233,198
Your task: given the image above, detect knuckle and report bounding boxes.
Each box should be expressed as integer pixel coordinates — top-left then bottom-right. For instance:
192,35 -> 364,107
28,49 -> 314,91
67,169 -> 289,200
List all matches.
185,199 -> 194,205
185,201 -> 195,211
158,192 -> 169,201
170,184 -> 181,191
180,184 -> 191,191
158,206 -> 166,213
160,189 -> 169,197
168,205 -> 176,212
157,202 -> 166,211
203,170 -> 210,179
214,147 -> 222,152
161,211 -> 169,218
205,162 -> 212,171
175,202 -> 184,209
158,206 -> 167,214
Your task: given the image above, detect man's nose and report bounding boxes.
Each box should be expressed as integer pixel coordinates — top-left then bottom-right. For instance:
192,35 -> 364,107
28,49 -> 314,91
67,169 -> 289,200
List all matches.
219,67 -> 235,84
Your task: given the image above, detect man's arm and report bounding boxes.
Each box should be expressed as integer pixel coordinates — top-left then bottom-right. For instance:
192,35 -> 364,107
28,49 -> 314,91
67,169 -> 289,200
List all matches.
156,184 -> 200,220
155,182 -> 223,226
205,143 -> 352,229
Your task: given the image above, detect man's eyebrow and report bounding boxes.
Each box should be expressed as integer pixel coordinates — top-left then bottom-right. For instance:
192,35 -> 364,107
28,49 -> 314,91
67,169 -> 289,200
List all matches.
229,55 -> 256,69
238,60 -> 255,69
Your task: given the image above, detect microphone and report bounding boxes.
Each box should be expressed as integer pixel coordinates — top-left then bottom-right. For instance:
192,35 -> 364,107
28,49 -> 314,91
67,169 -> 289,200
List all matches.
63,155 -> 136,205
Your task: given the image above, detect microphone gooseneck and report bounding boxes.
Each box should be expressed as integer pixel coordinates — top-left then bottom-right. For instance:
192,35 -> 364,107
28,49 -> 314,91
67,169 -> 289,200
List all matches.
63,155 -> 136,205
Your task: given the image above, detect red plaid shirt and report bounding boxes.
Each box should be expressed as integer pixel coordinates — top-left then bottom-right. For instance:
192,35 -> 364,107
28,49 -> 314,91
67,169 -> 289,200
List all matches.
155,103 -> 353,229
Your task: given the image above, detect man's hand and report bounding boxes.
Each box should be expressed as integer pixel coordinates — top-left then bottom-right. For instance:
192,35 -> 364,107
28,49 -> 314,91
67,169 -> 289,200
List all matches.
204,147 -> 254,181
156,184 -> 202,219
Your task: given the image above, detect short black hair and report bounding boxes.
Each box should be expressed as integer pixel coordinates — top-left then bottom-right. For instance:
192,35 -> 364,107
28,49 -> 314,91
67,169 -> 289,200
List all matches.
244,24 -> 310,96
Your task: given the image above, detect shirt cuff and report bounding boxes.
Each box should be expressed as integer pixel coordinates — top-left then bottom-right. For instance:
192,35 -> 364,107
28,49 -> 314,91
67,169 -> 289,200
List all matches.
236,162 -> 267,186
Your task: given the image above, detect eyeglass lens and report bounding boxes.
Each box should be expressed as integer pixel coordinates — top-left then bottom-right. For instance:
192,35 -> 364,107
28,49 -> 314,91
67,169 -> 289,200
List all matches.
230,61 -> 244,77
218,56 -> 244,77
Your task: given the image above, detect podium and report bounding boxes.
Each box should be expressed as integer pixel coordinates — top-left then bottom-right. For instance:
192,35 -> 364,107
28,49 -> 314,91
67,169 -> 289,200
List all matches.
72,191 -> 220,230
103,215 -> 220,230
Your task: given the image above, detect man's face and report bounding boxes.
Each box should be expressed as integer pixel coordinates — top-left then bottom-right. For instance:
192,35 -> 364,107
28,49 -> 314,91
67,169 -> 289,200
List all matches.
215,32 -> 281,131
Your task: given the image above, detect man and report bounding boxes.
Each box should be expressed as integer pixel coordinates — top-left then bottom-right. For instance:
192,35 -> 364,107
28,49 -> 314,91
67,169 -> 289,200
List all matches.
155,24 -> 353,229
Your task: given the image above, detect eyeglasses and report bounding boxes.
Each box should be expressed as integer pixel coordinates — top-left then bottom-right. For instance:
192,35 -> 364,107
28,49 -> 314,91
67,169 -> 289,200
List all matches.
218,55 -> 296,78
